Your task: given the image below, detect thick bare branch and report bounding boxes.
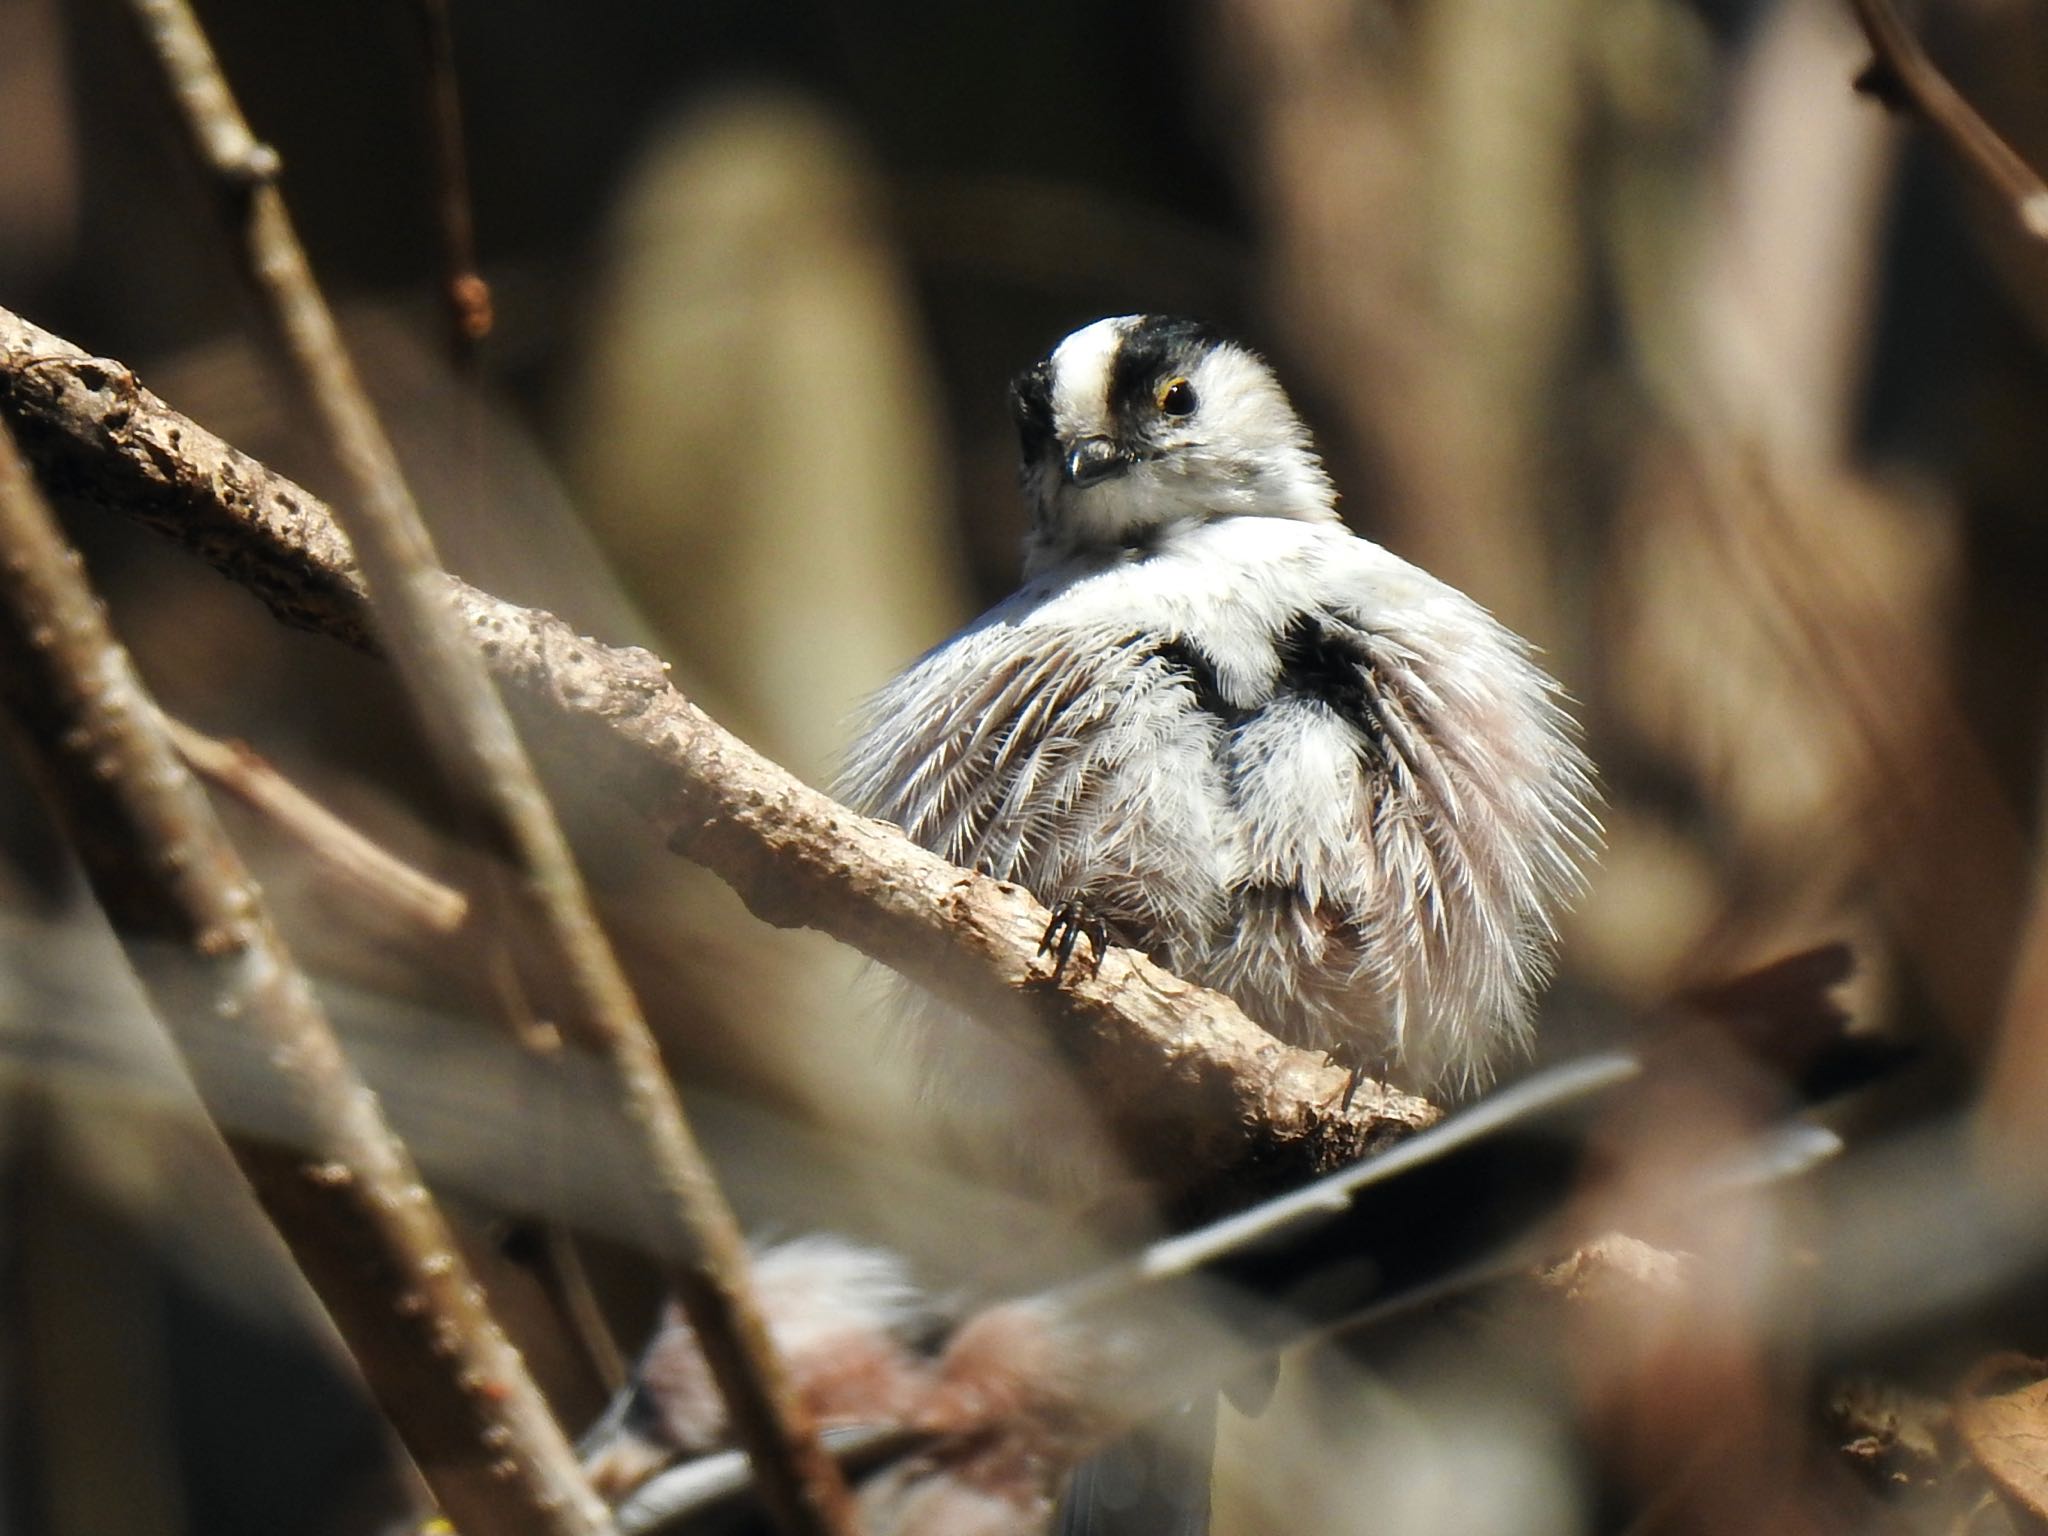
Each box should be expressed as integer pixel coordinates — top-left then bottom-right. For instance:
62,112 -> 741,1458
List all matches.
0,304 -> 1442,1201
0,416 -> 610,1536
119,1 -> 856,1528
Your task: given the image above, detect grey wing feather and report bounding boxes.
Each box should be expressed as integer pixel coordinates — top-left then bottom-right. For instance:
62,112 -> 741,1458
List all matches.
837,621 -> 1138,877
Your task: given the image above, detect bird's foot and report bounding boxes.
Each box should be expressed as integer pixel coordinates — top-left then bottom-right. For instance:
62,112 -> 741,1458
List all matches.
1038,900 -> 1110,981
1340,1063 -> 1364,1113
1337,1054 -> 1395,1112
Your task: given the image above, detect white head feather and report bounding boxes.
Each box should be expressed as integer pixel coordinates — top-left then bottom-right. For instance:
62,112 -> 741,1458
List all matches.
1014,316 -> 1338,575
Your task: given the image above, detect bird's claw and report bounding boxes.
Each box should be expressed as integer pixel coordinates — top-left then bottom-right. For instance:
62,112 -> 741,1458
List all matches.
1038,900 -> 1110,980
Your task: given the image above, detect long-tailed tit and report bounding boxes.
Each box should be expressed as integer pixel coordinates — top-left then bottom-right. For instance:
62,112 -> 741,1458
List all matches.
837,316 -> 1598,1142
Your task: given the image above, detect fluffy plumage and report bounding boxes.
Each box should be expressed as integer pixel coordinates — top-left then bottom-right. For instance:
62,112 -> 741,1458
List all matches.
581,1236 -> 936,1499
839,315 -> 1595,1117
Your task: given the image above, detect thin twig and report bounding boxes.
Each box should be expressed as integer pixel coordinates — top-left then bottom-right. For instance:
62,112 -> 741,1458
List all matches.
0,307 -> 1444,1204
166,714 -> 471,936
116,4 -> 858,1531
0,417 -> 610,1536
1844,0 -> 2048,243
549,1223 -> 631,1393
407,0 -> 494,357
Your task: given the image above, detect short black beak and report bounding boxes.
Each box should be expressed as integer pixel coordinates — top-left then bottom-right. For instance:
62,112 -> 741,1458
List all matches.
1063,435 -> 1131,487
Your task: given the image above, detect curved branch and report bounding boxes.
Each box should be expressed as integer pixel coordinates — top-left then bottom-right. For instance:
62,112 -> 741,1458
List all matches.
0,303 -> 1442,1203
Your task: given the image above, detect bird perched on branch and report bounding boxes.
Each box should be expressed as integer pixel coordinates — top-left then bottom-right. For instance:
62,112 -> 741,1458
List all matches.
838,315 -> 1597,1167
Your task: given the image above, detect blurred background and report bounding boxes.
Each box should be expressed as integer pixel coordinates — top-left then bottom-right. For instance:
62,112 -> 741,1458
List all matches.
5,0 -> 2048,1531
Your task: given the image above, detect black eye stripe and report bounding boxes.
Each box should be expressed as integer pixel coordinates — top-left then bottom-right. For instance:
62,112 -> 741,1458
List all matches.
1107,316 -> 1220,423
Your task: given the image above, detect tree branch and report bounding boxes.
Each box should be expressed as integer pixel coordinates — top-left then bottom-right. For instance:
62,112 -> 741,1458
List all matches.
0,302 -> 1442,1203
119,1 -> 857,1528
1845,0 -> 2048,243
405,0 -> 494,358
0,415 -> 611,1536
167,714 -> 473,936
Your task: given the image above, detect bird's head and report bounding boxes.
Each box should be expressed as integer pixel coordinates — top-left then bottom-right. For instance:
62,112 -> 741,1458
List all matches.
1010,315 -> 1338,574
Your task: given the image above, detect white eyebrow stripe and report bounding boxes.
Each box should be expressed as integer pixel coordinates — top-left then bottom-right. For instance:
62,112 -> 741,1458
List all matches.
1049,316 -> 1132,435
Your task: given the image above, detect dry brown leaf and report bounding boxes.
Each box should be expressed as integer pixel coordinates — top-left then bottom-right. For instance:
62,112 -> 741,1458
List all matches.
1955,1355 -> 2048,1534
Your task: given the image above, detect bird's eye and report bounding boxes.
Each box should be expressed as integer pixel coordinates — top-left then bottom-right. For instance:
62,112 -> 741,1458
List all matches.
1156,377 -> 1198,416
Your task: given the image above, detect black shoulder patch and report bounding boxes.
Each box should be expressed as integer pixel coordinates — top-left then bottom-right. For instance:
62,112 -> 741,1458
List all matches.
1276,614 -> 1386,751
1147,616 -> 1386,747
1146,636 -> 1248,727
1107,315 -> 1222,424
1009,357 -> 1056,464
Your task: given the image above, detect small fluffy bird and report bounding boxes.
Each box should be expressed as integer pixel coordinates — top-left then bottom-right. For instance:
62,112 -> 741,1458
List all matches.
839,315 -> 1595,1149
